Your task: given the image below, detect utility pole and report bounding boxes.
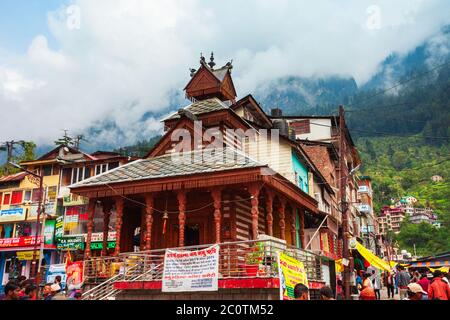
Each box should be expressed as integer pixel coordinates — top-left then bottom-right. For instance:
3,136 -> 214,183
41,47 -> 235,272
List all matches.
339,105 -> 351,300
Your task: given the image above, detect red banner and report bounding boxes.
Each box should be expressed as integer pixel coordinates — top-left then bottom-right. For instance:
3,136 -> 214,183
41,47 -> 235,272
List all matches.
0,236 -> 43,248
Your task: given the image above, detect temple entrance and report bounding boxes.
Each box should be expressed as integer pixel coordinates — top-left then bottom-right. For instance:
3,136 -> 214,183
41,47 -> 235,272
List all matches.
185,224 -> 200,246
120,205 -> 142,253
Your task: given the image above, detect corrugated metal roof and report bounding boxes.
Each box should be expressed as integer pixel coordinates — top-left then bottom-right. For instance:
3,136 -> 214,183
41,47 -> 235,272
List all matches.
70,148 -> 263,188
212,68 -> 228,81
163,98 -> 228,121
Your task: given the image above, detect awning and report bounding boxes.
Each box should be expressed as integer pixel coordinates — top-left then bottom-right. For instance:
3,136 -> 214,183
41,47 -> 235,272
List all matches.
408,260 -> 450,268
355,241 -> 391,271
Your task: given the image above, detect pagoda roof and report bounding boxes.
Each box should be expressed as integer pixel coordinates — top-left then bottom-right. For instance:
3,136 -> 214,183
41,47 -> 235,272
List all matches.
162,98 -> 228,121
70,148 -> 263,188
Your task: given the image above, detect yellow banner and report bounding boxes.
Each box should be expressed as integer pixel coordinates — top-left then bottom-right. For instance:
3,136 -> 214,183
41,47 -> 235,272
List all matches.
429,267 -> 449,273
278,252 -> 309,300
17,251 -> 40,261
335,259 -> 344,273
355,241 -> 391,271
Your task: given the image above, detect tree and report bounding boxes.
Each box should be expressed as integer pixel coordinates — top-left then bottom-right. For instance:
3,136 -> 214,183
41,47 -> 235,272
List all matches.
0,141 -> 36,176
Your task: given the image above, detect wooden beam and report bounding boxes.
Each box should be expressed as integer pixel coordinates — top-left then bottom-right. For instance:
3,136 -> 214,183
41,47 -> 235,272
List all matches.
265,190 -> 274,237
290,206 -> 297,247
144,193 -> 154,251
248,184 -> 260,240
211,188 -> 222,243
114,197 -> 124,256
101,201 -> 113,256
278,198 -> 286,241
84,198 -> 97,259
177,191 -> 186,247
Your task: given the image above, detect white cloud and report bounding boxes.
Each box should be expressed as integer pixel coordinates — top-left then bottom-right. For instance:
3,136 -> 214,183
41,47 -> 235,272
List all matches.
0,0 -> 449,147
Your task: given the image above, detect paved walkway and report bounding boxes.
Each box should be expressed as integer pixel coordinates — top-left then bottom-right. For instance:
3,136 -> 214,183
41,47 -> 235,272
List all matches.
380,287 -> 400,300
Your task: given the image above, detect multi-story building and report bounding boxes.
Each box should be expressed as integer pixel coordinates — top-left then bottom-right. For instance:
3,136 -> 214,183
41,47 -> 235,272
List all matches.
269,113 -> 362,255
408,207 -> 437,225
378,206 -> 406,235
0,146 -> 131,286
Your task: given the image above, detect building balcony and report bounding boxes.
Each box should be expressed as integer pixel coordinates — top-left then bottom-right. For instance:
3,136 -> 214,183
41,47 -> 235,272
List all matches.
357,186 -> 372,197
82,239 -> 325,291
358,204 -> 372,214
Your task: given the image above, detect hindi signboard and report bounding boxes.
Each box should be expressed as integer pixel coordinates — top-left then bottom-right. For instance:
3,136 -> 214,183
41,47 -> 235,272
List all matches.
0,207 -> 25,223
277,252 -> 309,300
162,245 -> 219,293
0,236 -> 43,248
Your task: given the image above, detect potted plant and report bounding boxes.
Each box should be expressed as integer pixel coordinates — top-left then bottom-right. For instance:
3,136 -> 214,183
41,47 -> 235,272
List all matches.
242,242 -> 264,277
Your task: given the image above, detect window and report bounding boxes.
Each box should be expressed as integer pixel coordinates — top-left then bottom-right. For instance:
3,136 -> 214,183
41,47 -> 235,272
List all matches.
42,165 -> 53,176
84,167 -> 91,180
32,189 -> 42,202
95,163 -> 109,175
71,167 -> 87,184
24,190 -> 32,202
290,120 -> 311,135
11,191 -> 23,205
3,193 -> 11,205
109,162 -> 119,170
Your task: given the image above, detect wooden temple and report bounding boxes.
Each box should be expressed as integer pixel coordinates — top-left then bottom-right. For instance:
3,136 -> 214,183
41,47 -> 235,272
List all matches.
69,54 -> 324,260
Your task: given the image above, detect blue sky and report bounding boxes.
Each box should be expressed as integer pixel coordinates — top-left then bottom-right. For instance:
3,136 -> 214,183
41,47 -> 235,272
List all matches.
0,0 -> 68,52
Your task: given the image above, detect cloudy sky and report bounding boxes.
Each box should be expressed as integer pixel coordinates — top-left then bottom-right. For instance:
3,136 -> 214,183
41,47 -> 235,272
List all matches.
0,0 -> 449,148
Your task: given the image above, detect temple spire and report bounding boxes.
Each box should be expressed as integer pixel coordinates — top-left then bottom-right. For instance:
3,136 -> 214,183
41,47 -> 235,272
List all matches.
208,52 -> 216,69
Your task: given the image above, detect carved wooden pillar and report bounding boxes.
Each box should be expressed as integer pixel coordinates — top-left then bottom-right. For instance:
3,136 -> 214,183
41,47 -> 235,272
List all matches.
144,194 -> 154,251
84,198 -> 97,259
290,207 -> 297,247
299,208 -> 306,249
177,191 -> 186,247
248,184 -> 260,240
114,197 -> 124,256
265,190 -> 274,237
211,189 -> 222,243
278,198 -> 286,241
101,201 -> 113,256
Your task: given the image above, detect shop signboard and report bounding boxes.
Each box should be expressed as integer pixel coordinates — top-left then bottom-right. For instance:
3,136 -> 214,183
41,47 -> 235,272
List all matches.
55,216 -> 64,238
17,251 -> 40,261
0,236 -> 43,248
90,242 -> 116,250
56,236 -> 85,250
0,207 -> 26,223
277,252 -> 309,300
90,232 -> 117,242
28,202 -> 57,220
162,245 -> 219,292
44,220 -> 56,245
63,194 -> 89,207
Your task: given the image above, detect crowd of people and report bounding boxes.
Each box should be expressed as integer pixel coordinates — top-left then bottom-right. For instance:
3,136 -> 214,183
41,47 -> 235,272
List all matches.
1,276 -> 83,301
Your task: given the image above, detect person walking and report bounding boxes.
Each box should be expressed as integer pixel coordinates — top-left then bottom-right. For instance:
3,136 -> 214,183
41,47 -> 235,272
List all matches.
396,266 -> 411,300
417,272 -> 430,300
428,270 -> 450,300
386,271 -> 395,299
371,269 -> 381,300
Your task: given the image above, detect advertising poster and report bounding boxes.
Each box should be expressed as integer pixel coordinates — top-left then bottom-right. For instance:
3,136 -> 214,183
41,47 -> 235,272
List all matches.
162,245 -> 219,293
277,252 -> 309,300
47,264 -> 67,289
66,261 -> 84,287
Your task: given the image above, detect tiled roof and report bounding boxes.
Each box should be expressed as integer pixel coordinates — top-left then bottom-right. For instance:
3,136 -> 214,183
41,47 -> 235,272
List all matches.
70,148 -> 263,188
0,172 -> 27,183
163,98 -> 228,121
